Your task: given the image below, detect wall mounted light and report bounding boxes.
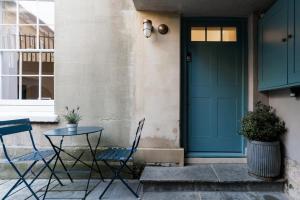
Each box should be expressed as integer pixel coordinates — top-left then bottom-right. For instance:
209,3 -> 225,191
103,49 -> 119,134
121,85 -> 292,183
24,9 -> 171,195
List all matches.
158,24 -> 169,35
143,19 -> 153,38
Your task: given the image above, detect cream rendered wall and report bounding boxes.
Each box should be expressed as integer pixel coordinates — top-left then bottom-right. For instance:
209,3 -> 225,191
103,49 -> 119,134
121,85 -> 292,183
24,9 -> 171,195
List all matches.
269,90 -> 300,163
54,0 -> 181,162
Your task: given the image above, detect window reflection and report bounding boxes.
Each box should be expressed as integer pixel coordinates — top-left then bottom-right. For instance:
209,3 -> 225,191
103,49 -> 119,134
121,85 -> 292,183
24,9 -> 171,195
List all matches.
22,76 -> 39,99
0,1 -> 17,24
0,25 -> 17,48
19,1 -> 37,24
1,76 -> 19,99
0,52 -> 19,75
42,77 -> 53,100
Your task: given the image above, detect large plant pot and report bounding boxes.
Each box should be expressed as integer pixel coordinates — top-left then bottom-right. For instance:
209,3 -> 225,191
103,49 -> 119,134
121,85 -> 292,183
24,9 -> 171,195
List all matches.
247,140 -> 281,180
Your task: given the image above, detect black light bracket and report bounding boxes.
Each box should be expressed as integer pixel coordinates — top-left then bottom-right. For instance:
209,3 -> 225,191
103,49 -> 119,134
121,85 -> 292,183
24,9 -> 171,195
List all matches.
289,87 -> 300,98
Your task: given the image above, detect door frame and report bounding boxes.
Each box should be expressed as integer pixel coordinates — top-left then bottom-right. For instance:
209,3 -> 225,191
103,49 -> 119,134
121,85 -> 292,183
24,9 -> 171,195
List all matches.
180,17 -> 248,158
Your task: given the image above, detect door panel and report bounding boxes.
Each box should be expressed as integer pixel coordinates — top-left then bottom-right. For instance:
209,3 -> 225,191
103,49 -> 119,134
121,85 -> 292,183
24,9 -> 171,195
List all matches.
188,41 -> 243,154
259,0 -> 288,89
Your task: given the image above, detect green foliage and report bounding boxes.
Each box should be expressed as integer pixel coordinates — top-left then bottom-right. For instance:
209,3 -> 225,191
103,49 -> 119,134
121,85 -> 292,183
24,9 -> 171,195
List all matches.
63,106 -> 82,124
240,102 -> 286,142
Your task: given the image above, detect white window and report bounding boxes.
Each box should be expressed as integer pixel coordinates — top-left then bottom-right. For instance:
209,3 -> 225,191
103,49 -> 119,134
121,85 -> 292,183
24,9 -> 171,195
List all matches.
0,0 -> 56,122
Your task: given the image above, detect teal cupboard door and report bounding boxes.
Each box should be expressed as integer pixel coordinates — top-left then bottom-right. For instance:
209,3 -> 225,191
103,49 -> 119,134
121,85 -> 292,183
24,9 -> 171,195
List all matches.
258,0 -> 288,90
187,35 -> 243,155
288,0 -> 300,84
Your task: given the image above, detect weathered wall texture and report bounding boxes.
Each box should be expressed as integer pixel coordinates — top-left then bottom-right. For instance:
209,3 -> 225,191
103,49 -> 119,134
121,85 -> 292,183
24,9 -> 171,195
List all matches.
54,0 -> 181,153
269,90 -> 300,163
268,90 -> 300,199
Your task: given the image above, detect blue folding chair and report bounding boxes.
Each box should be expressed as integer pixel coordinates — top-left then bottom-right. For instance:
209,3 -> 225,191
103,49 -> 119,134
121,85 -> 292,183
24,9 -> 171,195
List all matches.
0,119 -> 63,199
96,118 -> 145,199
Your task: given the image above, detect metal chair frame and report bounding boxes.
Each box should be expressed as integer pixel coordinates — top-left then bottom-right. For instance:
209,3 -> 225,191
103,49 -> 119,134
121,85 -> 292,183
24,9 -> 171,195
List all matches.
97,118 -> 145,199
0,118 -> 63,200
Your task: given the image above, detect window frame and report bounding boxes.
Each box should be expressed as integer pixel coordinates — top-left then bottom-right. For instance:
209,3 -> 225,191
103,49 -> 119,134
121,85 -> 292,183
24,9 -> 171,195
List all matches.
0,0 -> 56,122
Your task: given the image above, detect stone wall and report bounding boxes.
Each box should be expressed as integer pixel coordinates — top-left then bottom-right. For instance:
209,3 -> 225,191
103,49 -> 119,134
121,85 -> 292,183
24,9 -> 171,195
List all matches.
285,159 -> 300,200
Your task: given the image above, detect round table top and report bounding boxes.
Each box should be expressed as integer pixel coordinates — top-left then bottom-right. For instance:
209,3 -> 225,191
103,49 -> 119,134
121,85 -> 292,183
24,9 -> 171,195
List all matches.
44,126 -> 103,136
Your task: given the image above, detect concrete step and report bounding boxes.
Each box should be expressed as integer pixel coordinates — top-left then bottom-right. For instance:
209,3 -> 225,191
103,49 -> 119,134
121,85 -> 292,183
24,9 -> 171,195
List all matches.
140,164 -> 286,192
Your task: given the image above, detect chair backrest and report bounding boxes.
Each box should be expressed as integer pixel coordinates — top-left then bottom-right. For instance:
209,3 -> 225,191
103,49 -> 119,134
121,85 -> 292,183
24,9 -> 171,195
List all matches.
0,119 -> 37,157
0,118 -> 32,136
130,118 -> 145,154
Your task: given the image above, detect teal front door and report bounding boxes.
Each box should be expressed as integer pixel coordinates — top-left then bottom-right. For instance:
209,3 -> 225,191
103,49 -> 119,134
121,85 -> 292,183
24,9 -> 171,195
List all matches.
185,20 -> 245,157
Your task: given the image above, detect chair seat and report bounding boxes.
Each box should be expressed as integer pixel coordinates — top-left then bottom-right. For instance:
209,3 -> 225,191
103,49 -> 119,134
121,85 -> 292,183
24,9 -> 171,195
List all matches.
11,149 -> 55,163
96,148 -> 133,161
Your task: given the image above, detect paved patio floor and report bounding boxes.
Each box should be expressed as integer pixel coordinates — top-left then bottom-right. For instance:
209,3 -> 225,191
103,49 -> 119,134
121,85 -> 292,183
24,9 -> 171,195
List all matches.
0,179 -> 290,200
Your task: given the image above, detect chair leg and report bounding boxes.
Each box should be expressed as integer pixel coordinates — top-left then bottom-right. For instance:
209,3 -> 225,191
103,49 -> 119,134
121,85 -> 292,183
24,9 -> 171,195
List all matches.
3,161 -> 39,199
118,175 -> 139,198
9,162 -> 40,200
99,160 -> 139,199
41,156 -> 64,186
99,176 -> 116,199
43,150 -> 61,200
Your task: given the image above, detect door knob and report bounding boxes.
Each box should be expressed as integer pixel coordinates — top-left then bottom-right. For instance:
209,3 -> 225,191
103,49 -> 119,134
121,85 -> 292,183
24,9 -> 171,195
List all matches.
282,38 -> 287,42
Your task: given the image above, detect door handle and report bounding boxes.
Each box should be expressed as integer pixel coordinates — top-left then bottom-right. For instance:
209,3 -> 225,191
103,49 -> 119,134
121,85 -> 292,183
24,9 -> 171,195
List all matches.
282,38 -> 287,42
288,34 -> 293,39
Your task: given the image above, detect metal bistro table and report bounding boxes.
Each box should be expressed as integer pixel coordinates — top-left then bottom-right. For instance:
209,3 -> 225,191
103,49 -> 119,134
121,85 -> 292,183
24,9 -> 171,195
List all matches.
43,126 -> 104,199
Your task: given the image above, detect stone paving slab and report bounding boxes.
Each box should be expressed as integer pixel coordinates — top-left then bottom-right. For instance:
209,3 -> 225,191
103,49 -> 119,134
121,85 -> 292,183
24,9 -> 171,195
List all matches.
211,164 -> 261,182
143,191 -> 290,200
140,165 -> 219,182
0,179 -> 291,200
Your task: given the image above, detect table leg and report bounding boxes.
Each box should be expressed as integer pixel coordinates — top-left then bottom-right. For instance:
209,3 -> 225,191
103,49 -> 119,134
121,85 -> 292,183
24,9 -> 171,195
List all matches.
47,136 -> 73,183
84,131 -> 104,198
43,136 -> 63,200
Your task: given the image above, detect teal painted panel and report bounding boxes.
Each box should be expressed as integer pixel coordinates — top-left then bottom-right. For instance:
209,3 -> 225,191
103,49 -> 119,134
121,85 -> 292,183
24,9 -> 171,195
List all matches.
188,42 -> 243,153
259,0 -> 288,89
288,0 -> 300,84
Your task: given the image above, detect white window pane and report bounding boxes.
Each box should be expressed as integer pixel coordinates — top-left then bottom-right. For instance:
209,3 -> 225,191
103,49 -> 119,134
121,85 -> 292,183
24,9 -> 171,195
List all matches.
191,27 -> 205,41
42,52 -> 53,75
39,25 -> 54,49
207,27 -> 221,42
22,76 -> 38,99
38,1 -> 54,25
0,25 -> 16,48
22,52 -> 39,75
1,76 -> 19,99
0,1 -> 17,24
42,76 -> 53,100
19,25 -> 37,49
222,27 -> 237,42
19,1 -> 37,25
0,51 -> 19,75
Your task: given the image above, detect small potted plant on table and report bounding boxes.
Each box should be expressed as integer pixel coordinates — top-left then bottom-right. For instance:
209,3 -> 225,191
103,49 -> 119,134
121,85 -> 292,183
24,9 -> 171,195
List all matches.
63,106 -> 82,132
241,102 -> 287,180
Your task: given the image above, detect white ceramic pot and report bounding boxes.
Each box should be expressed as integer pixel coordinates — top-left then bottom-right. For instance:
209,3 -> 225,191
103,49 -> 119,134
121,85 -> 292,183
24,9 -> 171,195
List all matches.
67,124 -> 78,132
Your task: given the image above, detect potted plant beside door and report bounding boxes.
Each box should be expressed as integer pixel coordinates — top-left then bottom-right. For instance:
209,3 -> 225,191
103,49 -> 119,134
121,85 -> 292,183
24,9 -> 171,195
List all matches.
63,106 -> 82,132
240,102 -> 287,180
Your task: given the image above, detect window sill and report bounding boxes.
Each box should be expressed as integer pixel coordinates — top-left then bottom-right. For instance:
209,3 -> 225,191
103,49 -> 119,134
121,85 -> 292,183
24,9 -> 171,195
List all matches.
0,100 -> 58,123
0,112 -> 58,123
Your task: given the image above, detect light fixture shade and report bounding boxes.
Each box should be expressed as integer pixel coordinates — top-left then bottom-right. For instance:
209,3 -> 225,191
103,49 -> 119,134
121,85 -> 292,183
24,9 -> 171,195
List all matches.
143,19 -> 153,38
